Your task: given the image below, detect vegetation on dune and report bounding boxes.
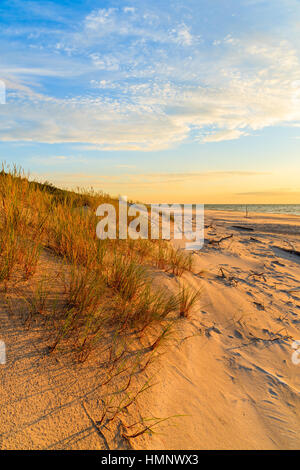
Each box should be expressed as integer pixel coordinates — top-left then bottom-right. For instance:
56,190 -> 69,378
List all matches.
0,164 -> 197,356
0,164 -> 200,443
178,283 -> 202,318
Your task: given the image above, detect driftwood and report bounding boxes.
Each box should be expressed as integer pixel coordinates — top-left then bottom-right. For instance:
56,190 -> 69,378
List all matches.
231,225 -> 254,231
218,267 -> 238,285
209,234 -> 233,245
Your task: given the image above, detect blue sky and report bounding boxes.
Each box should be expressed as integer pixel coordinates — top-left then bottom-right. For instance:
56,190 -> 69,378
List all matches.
0,0 -> 300,202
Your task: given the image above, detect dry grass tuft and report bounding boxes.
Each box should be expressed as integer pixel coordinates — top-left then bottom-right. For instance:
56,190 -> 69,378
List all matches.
178,284 -> 202,318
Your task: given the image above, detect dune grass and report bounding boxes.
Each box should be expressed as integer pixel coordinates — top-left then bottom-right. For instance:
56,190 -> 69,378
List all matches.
0,164 -> 203,444
0,164 -> 196,360
178,284 -> 202,318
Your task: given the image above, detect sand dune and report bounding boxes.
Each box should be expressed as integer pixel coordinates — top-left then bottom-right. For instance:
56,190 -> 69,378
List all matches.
0,210 -> 299,449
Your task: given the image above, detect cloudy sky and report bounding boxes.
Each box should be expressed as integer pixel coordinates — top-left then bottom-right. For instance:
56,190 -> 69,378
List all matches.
0,0 -> 300,203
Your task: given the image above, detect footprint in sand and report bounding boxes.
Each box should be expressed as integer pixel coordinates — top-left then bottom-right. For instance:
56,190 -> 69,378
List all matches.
268,388 -> 278,398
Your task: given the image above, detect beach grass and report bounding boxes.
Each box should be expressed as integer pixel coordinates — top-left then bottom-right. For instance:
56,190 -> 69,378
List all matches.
0,164 -> 193,360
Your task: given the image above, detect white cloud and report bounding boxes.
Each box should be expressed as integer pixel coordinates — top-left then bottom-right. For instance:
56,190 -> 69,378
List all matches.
85,8 -> 116,29
202,130 -> 247,143
78,7 -> 194,48
89,54 -> 119,71
0,95 -> 190,150
1,10 -> 300,150
124,7 -> 135,14
90,79 -> 119,89
172,24 -> 194,46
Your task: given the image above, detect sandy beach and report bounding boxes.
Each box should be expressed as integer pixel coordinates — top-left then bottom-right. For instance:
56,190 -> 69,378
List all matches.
2,0 -> 300,457
0,209 -> 299,450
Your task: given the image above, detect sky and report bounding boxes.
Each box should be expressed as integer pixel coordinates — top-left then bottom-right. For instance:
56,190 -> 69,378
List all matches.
0,0 -> 300,203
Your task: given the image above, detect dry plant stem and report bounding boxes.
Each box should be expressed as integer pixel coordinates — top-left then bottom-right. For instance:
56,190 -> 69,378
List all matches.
209,234 -> 233,245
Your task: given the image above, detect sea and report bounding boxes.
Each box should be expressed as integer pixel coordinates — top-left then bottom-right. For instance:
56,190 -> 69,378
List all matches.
204,204 -> 300,216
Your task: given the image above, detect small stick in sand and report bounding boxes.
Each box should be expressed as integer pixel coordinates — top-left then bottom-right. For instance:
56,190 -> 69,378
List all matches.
218,267 -> 239,285
209,234 -> 233,245
249,271 -> 267,282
